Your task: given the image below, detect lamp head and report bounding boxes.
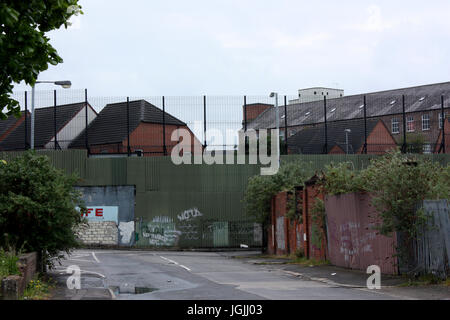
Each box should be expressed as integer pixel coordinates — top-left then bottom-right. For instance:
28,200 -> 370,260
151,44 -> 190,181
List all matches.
55,81 -> 72,89
269,92 -> 276,98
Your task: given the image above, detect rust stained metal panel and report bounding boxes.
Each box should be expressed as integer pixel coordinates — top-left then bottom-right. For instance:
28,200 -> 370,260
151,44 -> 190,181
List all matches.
325,192 -> 398,275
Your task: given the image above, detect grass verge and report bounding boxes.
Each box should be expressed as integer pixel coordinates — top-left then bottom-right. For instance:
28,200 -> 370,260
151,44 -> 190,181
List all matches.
21,275 -> 56,300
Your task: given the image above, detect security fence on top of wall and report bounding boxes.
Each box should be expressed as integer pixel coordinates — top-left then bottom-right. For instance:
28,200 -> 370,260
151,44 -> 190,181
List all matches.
2,89 -> 449,156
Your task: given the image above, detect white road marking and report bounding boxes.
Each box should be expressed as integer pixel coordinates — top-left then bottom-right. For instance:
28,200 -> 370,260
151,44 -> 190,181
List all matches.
159,256 -> 191,272
92,252 -> 100,263
80,270 -> 106,278
66,259 -> 93,263
179,264 -> 191,271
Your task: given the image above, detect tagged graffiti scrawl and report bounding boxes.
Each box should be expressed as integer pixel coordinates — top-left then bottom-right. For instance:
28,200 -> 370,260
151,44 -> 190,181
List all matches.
177,208 -> 203,221
142,216 -> 181,246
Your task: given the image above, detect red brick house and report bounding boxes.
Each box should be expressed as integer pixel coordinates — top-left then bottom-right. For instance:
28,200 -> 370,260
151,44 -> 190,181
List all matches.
246,82 -> 450,154
287,118 -> 397,155
69,100 -> 203,156
0,103 -> 97,151
434,114 -> 450,153
0,111 -> 27,143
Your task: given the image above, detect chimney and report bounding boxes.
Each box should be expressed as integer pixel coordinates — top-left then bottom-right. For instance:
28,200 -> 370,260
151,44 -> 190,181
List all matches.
242,103 -> 273,128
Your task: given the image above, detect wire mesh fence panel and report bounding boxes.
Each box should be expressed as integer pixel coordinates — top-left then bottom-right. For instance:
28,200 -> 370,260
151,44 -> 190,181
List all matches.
2,89 -> 449,155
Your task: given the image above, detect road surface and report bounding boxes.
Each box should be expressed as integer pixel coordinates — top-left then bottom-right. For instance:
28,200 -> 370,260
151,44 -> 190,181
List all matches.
48,250 -> 444,300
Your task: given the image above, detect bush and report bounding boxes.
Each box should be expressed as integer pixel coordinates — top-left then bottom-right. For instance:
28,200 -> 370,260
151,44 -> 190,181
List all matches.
0,151 -> 86,269
243,161 -> 314,224
322,149 -> 449,239
362,150 -> 448,238
322,162 -> 365,195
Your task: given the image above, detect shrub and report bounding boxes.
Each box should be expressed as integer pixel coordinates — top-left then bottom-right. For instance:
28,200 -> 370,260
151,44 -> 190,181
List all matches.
362,150 -> 447,238
0,151 -> 86,269
243,161 -> 314,224
322,162 -> 365,195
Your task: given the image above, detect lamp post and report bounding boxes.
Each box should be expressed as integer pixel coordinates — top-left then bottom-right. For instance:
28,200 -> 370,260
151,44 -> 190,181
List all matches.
31,80 -> 72,149
344,129 -> 351,154
269,92 -> 280,169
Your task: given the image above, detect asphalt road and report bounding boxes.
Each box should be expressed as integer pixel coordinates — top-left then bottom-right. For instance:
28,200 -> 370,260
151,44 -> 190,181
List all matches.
49,249 -> 413,300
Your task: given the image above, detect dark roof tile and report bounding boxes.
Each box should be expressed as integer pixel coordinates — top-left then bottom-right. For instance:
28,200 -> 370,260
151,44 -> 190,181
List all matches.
69,100 -> 186,147
0,102 -> 85,151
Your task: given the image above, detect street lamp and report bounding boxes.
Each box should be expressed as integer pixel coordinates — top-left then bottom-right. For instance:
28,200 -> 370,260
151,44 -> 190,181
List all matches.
269,92 -> 280,169
31,80 -> 72,149
344,129 -> 351,154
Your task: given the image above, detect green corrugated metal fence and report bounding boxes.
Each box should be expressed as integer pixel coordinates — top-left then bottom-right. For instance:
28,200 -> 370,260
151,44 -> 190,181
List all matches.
2,150 -> 449,248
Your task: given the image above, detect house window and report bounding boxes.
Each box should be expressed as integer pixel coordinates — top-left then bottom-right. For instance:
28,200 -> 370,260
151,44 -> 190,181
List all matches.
391,118 -> 399,134
422,114 -> 430,131
314,91 -> 317,95
407,116 -> 415,132
423,144 -> 432,154
439,113 -> 446,129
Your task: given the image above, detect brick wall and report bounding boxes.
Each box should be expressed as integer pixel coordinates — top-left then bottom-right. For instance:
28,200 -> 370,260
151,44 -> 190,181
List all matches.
268,190 -> 305,256
77,221 -> 118,245
88,123 -> 204,156
243,103 -> 273,124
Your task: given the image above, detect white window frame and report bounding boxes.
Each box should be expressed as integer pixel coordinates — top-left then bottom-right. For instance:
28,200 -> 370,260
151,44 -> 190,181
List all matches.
391,118 -> 400,134
407,116 -> 415,132
422,114 -> 430,131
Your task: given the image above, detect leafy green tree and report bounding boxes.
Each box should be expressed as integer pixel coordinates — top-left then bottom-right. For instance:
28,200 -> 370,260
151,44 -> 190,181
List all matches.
0,151 -> 86,269
0,0 -> 83,119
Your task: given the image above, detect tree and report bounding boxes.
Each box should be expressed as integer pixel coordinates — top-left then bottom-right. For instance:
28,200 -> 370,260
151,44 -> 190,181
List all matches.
0,0 -> 82,119
0,151 -> 86,268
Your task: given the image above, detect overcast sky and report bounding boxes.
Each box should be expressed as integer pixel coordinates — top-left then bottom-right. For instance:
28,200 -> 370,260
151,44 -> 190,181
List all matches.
12,0 -> 450,97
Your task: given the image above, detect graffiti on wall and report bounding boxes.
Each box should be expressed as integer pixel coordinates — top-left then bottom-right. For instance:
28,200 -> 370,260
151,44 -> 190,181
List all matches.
141,209 -> 205,246
177,208 -> 203,221
119,221 -> 135,245
339,222 -> 376,262
142,216 -> 181,246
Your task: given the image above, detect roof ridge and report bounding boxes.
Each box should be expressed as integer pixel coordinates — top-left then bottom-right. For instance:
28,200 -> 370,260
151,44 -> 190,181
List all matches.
29,102 -> 85,111
343,81 -> 450,98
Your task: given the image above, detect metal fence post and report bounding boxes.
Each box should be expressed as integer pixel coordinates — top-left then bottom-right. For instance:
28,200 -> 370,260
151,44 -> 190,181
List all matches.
323,96 -> 328,154
402,95 -> 407,153
243,95 -> 247,132
162,96 -> 167,156
203,95 -> 207,148
243,95 -> 248,154
284,95 -> 288,154
363,95 -> 368,154
439,95 -> 446,154
84,89 -> 89,155
24,91 -> 28,149
54,90 -> 57,150
127,97 -> 131,156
